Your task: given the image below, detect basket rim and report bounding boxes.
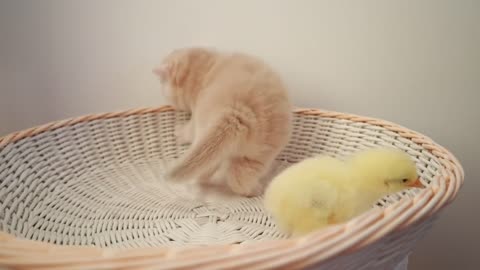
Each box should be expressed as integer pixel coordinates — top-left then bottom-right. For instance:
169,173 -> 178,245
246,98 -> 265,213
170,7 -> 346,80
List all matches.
0,106 -> 464,270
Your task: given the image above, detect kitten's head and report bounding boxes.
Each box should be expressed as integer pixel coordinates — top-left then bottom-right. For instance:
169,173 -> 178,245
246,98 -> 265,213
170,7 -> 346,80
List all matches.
153,47 -> 216,111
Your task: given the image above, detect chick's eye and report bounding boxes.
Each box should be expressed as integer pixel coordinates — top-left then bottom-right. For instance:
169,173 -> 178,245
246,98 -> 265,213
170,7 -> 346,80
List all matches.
402,179 -> 408,183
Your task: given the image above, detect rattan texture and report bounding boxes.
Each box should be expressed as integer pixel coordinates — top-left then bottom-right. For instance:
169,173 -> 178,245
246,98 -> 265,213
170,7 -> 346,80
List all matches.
0,106 -> 463,270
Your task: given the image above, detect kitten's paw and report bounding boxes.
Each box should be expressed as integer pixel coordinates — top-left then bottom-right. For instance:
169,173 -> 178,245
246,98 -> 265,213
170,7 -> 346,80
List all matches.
164,162 -> 185,182
228,180 -> 263,197
175,124 -> 191,145
174,124 -> 186,143
247,184 -> 264,197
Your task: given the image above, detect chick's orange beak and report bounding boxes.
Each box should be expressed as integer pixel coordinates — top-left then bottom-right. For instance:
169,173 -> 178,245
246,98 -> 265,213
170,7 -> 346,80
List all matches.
407,177 -> 425,188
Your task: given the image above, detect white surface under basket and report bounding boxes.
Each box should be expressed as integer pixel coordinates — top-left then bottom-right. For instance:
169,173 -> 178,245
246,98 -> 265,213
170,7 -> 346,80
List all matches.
0,106 -> 463,270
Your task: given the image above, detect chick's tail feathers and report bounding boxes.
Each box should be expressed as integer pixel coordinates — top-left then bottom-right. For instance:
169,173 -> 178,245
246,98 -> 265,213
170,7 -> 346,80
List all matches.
167,108 -> 253,181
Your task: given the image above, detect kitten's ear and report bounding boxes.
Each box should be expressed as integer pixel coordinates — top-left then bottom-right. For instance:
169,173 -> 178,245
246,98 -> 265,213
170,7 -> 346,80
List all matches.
153,64 -> 170,80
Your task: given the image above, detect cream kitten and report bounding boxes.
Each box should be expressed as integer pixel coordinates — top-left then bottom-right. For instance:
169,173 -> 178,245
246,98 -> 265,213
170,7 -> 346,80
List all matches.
153,47 -> 291,197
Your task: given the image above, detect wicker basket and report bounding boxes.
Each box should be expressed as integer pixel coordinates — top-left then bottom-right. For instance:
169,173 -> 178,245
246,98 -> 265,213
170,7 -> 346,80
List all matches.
0,106 -> 463,270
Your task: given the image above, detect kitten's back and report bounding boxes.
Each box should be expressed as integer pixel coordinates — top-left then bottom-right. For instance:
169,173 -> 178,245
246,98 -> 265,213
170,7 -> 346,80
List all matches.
162,48 -> 292,196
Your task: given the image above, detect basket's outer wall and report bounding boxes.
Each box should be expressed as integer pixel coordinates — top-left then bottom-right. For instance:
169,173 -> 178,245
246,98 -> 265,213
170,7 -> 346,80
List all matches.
0,107 -> 464,270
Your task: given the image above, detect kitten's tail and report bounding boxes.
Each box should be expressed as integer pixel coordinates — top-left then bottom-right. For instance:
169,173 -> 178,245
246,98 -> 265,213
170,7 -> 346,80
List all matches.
167,109 -> 253,181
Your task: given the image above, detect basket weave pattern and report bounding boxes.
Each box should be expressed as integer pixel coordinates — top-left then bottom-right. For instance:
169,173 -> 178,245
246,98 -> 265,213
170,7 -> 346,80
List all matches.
0,107 -> 463,269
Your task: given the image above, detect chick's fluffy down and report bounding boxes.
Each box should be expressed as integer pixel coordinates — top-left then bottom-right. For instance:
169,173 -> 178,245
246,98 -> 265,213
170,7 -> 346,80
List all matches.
264,157 -> 349,235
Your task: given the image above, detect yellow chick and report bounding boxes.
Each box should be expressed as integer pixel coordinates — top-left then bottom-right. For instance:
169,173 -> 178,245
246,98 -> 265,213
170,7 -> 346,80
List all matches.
264,148 -> 424,236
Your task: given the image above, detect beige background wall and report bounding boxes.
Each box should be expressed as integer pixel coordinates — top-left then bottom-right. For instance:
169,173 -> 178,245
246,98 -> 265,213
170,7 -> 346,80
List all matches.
1,1 -> 478,269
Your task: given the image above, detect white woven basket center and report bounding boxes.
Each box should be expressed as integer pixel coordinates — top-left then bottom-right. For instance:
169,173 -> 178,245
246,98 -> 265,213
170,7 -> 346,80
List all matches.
21,159 -> 289,248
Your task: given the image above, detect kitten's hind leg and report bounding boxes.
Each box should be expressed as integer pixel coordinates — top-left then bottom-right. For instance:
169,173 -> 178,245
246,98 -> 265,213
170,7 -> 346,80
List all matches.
226,157 -> 268,197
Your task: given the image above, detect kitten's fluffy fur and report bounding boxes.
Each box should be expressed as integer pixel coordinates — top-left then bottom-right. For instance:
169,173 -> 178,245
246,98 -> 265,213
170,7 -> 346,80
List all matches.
154,47 -> 291,197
